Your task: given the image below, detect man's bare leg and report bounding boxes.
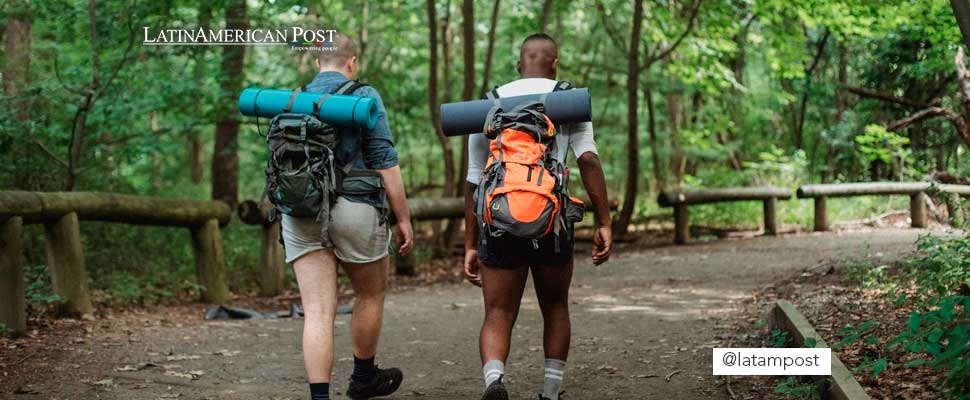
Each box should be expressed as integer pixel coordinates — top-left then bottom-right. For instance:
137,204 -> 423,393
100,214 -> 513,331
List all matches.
478,263 -> 530,395
341,255 -> 404,397
532,259 -> 573,360
480,264 -> 530,364
531,259 -> 574,400
341,256 -> 389,359
293,249 -> 340,383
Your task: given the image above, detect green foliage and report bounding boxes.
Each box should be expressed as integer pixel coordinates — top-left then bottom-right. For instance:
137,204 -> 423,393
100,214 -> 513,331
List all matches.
834,319 -> 877,349
23,263 -> 61,306
843,256 -> 891,289
775,376 -> 820,399
746,147 -> 810,186
902,235 -> 970,299
770,329 -> 792,348
0,323 -> 9,338
837,235 -> 970,398
888,236 -> 970,398
854,124 -> 916,179
889,295 -> 970,398
852,356 -> 889,378
855,125 -> 910,165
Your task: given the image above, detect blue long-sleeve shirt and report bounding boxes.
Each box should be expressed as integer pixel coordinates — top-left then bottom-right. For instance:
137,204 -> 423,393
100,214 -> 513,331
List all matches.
304,71 -> 398,207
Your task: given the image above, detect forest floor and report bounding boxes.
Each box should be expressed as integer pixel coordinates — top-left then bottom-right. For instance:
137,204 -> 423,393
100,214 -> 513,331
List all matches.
0,226 -> 932,400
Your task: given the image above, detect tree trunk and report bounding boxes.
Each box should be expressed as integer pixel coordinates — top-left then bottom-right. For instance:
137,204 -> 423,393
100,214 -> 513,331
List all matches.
667,90 -> 684,184
614,0 -> 643,234
457,0 -> 475,191
441,2 -> 452,103
65,0 -> 100,191
951,0 -> 970,50
479,0 -> 501,96
3,1 -> 31,121
358,0 -> 369,73
211,0 -> 247,207
427,0 -> 456,202
189,3 -> 211,184
538,0 -> 554,32
794,29 -> 830,150
644,82 -> 663,192
823,42 -> 848,182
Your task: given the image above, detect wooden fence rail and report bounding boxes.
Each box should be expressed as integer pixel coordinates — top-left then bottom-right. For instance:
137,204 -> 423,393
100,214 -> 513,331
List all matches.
0,191 -> 231,337
796,182 -> 970,231
657,187 -> 793,244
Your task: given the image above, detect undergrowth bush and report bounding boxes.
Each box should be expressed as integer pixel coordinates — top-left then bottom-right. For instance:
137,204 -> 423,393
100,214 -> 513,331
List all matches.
839,235 -> 970,399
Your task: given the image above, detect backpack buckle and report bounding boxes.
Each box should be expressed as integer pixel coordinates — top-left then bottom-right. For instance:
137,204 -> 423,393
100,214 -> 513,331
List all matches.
486,117 -> 503,139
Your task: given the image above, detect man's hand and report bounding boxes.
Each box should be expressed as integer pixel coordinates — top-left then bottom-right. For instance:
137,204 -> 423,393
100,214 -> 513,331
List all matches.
463,249 -> 482,286
395,219 -> 414,256
592,225 -> 612,265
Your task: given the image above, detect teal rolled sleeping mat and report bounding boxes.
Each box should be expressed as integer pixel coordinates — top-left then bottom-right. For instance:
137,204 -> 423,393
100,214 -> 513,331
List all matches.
238,87 -> 378,130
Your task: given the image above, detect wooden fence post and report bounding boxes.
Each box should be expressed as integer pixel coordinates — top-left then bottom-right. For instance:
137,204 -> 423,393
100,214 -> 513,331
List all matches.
813,196 -> 828,232
259,222 -> 284,296
763,197 -> 778,235
910,191 -> 927,228
673,204 -> 689,245
43,212 -> 94,316
945,192 -> 964,227
190,219 -> 230,304
1,217 -> 26,336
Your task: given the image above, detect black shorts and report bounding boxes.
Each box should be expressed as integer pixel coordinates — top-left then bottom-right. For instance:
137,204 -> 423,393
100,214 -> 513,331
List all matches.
477,228 -> 574,269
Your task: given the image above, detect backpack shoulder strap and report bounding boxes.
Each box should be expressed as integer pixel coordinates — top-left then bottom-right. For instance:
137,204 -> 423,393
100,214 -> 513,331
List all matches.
484,85 -> 500,100
333,80 -> 371,174
284,86 -> 305,113
335,80 -> 369,95
553,80 -> 572,92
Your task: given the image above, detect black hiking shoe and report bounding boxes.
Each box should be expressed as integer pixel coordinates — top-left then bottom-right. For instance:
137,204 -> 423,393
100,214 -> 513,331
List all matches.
482,376 -> 509,400
346,366 -> 403,399
538,390 -> 565,400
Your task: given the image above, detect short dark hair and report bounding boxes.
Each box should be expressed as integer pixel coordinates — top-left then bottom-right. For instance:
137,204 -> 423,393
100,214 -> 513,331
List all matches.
317,31 -> 357,67
522,32 -> 557,48
519,33 -> 558,71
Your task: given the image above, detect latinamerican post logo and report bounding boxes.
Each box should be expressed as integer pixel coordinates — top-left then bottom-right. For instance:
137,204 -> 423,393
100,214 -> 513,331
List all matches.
142,27 -> 340,50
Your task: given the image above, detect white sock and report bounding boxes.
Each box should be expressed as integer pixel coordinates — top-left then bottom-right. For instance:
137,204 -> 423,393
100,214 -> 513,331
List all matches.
483,359 -> 505,388
543,358 -> 566,400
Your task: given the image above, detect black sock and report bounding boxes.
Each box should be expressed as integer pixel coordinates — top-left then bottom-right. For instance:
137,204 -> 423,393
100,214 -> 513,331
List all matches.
309,382 -> 329,400
351,355 -> 378,383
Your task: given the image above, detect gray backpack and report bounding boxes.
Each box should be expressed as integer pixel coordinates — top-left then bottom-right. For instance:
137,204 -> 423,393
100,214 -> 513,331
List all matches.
261,80 -> 367,246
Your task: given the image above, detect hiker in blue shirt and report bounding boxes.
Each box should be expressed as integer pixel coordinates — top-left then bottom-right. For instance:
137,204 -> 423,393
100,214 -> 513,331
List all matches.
280,32 -> 412,400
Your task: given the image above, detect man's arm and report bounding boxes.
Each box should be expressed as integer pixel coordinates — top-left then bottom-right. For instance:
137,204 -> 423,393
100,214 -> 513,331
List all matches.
462,133 -> 489,286
463,181 -> 481,285
464,181 -> 479,250
577,151 -> 612,265
377,165 -> 412,255
359,87 -> 412,255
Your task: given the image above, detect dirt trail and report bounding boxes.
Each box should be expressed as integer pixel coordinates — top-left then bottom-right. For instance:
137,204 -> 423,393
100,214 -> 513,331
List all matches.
3,229 -> 924,400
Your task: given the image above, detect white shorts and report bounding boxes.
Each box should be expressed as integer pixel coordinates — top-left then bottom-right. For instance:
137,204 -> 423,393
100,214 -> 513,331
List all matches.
280,198 -> 390,264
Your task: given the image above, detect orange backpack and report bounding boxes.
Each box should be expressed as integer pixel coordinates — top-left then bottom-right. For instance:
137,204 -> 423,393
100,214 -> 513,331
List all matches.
473,85 -> 585,252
